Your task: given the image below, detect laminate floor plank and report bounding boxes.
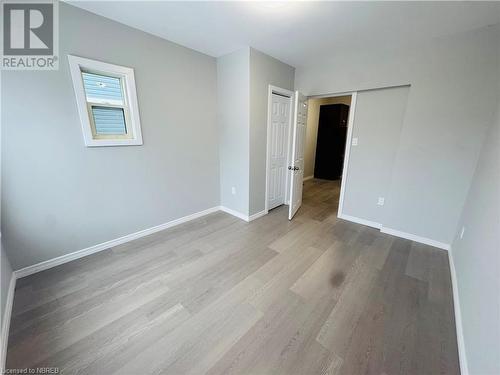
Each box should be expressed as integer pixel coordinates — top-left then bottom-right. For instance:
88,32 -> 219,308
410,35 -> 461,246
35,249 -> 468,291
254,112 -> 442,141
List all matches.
6,179 -> 460,375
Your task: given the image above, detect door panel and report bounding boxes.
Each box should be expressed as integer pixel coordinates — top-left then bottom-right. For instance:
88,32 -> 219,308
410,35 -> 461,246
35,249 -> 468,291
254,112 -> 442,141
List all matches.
288,92 -> 308,220
268,94 -> 290,210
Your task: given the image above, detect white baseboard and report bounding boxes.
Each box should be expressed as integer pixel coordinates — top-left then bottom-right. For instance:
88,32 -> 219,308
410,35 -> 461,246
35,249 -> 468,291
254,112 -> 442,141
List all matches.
248,210 -> 267,222
219,206 -> 249,221
303,175 -> 314,182
14,204 -> 268,280
338,213 -> 382,229
219,206 -> 267,223
380,226 -> 451,251
1,274 -> 16,372
14,206 -> 220,279
448,250 -> 469,375
338,212 -> 451,251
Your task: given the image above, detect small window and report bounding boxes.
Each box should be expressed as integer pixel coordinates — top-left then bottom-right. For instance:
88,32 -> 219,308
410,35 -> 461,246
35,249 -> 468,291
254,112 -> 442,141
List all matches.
68,55 -> 143,147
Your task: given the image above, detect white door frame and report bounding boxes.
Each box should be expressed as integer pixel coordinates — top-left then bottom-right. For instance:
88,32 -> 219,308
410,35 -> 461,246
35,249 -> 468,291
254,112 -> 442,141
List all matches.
308,91 -> 358,219
264,85 -> 295,214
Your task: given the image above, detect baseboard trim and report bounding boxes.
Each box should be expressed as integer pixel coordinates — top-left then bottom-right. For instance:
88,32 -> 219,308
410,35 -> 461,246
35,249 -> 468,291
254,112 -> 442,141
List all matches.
448,250 -> 469,375
380,227 -> 451,251
219,206 -> 267,223
338,214 -> 382,229
303,175 -> 314,182
1,274 -> 16,372
14,204 -> 267,279
219,206 -> 249,221
248,210 -> 267,222
14,206 -> 220,279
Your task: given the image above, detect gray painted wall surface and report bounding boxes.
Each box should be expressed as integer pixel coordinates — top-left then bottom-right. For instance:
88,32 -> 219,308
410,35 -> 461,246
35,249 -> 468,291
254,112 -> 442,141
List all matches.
217,48 -> 250,216
217,47 -> 294,217
451,85 -> 500,375
1,3 -> 219,269
295,25 -> 499,244
343,86 -> 409,224
1,244 -> 13,330
249,48 -> 294,216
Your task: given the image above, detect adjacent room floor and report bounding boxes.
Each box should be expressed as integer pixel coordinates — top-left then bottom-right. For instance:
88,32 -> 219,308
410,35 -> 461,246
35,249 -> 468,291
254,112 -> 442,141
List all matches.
6,179 -> 460,374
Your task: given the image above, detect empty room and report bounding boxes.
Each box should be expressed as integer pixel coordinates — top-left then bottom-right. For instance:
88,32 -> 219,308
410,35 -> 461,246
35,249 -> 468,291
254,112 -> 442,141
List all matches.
1,1 -> 499,374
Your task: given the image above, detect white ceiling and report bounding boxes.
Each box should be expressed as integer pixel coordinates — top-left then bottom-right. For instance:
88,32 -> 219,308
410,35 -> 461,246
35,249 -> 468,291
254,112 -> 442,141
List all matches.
69,1 -> 500,67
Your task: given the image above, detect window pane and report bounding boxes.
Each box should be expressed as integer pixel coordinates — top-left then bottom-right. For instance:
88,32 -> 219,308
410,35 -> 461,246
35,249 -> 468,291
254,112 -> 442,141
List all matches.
91,106 -> 127,135
82,72 -> 124,104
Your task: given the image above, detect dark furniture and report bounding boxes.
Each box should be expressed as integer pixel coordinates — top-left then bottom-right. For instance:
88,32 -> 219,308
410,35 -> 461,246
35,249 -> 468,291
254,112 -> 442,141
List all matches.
314,103 -> 349,180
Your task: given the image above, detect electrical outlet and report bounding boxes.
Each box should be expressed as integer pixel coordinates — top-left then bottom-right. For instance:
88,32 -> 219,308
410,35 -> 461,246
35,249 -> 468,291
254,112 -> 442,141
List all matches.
377,197 -> 385,206
352,137 -> 359,146
460,226 -> 465,239
231,187 -> 236,195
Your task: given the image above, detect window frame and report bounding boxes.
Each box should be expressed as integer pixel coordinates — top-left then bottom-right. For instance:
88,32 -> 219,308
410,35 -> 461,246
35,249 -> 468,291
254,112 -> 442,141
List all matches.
68,55 -> 143,147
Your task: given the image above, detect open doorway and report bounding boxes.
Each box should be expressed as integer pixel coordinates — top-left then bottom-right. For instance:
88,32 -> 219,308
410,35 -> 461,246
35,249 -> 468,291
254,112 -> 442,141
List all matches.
265,89 -> 357,221
303,94 -> 355,216
304,95 -> 352,181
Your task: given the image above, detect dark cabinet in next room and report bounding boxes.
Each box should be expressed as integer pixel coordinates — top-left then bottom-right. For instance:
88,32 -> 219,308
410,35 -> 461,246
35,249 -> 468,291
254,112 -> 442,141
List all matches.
314,103 -> 350,180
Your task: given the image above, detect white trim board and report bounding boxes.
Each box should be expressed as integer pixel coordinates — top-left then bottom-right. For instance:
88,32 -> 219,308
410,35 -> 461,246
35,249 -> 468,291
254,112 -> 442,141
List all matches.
448,250 -> 469,375
219,206 -> 267,223
303,175 -> 314,182
219,206 -> 248,221
14,206 -> 220,279
380,227 -> 450,251
13,205 -> 268,280
248,210 -> 267,222
1,274 -> 16,372
338,214 -> 382,229
338,214 -> 451,250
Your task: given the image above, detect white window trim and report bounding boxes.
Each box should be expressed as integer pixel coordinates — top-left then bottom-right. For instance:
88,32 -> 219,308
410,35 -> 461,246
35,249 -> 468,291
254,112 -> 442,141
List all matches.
68,55 -> 143,147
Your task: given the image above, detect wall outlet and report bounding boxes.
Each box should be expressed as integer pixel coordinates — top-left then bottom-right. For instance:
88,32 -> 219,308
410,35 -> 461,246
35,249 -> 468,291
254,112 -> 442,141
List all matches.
377,197 -> 385,206
231,186 -> 236,195
352,137 -> 359,146
460,226 -> 465,239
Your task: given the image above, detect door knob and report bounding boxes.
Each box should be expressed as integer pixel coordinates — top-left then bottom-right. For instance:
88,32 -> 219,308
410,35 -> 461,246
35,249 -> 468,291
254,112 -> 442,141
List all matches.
288,166 -> 292,170
294,166 -> 299,171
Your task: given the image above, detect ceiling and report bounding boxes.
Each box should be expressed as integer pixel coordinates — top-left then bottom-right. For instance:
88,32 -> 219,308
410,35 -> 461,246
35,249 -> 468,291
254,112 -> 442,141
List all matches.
69,1 -> 500,67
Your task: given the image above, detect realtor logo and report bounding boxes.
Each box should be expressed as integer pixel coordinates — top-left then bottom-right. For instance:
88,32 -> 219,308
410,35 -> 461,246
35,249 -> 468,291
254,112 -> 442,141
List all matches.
2,0 -> 59,70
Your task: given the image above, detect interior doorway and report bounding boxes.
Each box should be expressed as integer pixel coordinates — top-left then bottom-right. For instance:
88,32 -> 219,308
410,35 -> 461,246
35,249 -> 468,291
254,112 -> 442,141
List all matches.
304,95 -> 352,182
303,94 -> 355,216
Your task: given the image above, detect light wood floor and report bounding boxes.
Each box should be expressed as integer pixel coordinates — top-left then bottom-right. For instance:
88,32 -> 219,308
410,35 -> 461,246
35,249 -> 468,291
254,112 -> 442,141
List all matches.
6,179 -> 460,374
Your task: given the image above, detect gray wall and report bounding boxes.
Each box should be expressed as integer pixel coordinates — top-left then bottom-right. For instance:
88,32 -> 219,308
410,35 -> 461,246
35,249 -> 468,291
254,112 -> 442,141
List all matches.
249,48 -> 295,216
451,87 -> 500,375
1,243 -> 13,331
342,86 -> 409,224
217,47 -> 294,217
295,25 -> 499,244
1,3 -> 219,269
217,48 -> 250,216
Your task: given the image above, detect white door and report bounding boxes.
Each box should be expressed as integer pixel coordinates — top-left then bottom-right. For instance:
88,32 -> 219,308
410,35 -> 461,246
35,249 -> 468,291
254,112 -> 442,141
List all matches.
288,92 -> 308,220
268,93 -> 291,210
